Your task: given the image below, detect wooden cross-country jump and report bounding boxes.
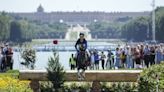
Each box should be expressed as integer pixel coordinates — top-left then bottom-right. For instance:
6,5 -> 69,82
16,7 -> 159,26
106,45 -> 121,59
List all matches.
19,70 -> 142,82
19,70 -> 142,92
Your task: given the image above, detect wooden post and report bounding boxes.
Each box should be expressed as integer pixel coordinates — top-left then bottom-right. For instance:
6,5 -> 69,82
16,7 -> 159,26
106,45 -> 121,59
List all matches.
91,81 -> 101,92
29,80 -> 40,92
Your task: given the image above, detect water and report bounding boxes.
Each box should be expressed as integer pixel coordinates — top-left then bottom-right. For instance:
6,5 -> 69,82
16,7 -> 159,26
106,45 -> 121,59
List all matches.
13,51 -> 111,70
13,51 -> 76,70
12,41 -> 117,70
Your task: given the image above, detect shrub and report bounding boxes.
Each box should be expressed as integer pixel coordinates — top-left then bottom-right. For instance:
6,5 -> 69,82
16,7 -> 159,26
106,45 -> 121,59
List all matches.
46,51 -> 65,92
20,47 -> 36,69
138,63 -> 164,92
101,82 -> 137,92
40,81 -> 53,92
69,82 -> 91,92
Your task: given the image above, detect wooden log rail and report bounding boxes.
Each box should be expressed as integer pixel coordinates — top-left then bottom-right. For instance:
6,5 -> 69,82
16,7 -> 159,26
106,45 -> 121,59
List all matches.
19,70 -> 142,92
19,70 -> 142,82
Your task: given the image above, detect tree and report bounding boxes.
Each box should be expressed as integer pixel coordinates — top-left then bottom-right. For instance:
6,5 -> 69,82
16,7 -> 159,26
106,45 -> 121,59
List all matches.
46,51 -> 65,92
19,20 -> 31,40
138,63 -> 164,92
156,15 -> 164,42
87,21 -> 122,38
122,7 -> 164,42
10,19 -> 35,42
20,46 -> 36,70
122,17 -> 150,41
10,21 -> 22,42
0,12 -> 10,41
48,22 -> 68,32
155,7 -> 164,42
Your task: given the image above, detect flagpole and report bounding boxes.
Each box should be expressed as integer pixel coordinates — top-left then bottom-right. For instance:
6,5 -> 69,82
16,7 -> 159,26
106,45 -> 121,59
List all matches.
152,0 -> 156,42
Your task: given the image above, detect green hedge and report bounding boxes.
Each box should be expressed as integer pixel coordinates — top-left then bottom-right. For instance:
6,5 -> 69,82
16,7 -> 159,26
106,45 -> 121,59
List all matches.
138,63 -> 164,92
41,63 -> 164,92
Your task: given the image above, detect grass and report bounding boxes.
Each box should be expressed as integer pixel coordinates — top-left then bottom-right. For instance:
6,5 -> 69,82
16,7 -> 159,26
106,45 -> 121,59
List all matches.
32,39 -> 53,45
0,70 -> 19,78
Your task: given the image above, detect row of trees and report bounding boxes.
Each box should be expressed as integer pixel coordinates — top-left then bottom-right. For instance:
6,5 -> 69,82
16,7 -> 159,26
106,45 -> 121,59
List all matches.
0,7 -> 164,42
0,12 -> 36,42
0,12 -> 10,41
122,17 -> 150,41
122,7 -> 164,42
87,7 -> 164,42
87,21 -> 122,39
0,12 -> 68,42
10,20 -> 35,42
155,7 -> 164,42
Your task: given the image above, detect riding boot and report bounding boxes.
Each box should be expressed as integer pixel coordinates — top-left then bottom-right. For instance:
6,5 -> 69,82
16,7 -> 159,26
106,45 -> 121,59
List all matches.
80,70 -> 85,80
77,70 -> 82,80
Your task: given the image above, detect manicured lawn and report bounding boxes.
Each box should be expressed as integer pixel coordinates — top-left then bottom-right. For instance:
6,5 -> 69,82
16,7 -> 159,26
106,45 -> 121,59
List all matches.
0,70 -> 19,78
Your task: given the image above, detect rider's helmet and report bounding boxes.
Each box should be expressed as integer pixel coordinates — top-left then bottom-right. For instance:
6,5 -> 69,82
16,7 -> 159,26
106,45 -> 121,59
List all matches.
79,32 -> 84,36
107,49 -> 111,52
5,43 -> 9,46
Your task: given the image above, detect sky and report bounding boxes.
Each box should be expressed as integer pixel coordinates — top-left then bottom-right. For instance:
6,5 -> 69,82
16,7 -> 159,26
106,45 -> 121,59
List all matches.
0,0 -> 164,12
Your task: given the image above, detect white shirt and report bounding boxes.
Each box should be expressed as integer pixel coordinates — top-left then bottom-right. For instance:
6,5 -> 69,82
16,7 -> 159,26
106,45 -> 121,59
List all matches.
0,52 -> 2,64
90,54 -> 95,63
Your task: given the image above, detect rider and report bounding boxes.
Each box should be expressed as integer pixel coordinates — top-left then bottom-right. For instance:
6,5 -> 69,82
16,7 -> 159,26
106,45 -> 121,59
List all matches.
75,33 -> 87,80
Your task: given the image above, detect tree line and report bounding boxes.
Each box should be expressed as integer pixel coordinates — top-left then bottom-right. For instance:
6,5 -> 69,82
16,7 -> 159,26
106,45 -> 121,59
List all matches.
88,7 -> 164,42
0,12 -> 68,43
122,7 -> 164,42
0,7 -> 164,43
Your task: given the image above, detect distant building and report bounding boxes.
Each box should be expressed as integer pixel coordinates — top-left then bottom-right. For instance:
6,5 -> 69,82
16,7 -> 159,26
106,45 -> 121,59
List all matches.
10,5 -> 150,25
37,4 -> 44,13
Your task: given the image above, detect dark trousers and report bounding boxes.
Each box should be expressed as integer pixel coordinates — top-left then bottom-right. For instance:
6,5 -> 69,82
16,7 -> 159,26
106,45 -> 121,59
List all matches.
7,56 -> 13,70
1,57 -> 6,71
71,64 -> 75,70
144,55 -> 150,68
135,58 -> 141,65
101,59 -> 105,70
150,55 -> 155,66
108,58 -> 114,68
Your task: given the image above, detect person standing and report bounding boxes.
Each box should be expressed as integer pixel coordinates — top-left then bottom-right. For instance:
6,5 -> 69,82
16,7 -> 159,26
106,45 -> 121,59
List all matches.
140,45 -> 144,67
0,46 -> 3,72
134,47 -> 142,69
106,49 -> 114,69
69,54 -> 76,70
149,46 -> 155,66
131,47 -> 135,68
160,44 -> 164,62
90,51 -> 95,70
144,45 -> 150,68
162,49 -> 164,62
1,44 -> 7,72
94,50 -> 99,70
120,51 -> 126,68
115,47 -> 120,69
126,46 -> 133,69
5,43 -> 14,70
100,51 -> 106,70
155,46 -> 162,64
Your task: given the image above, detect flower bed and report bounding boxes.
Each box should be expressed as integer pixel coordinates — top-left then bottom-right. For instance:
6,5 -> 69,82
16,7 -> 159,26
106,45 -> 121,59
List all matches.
0,70 -> 32,92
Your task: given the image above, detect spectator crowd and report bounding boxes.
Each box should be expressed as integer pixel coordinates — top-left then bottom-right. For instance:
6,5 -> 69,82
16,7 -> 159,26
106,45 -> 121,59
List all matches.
0,43 -> 13,72
69,43 -> 164,70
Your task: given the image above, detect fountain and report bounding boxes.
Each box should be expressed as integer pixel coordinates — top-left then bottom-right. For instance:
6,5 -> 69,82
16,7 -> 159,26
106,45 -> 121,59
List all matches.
65,24 -> 92,40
